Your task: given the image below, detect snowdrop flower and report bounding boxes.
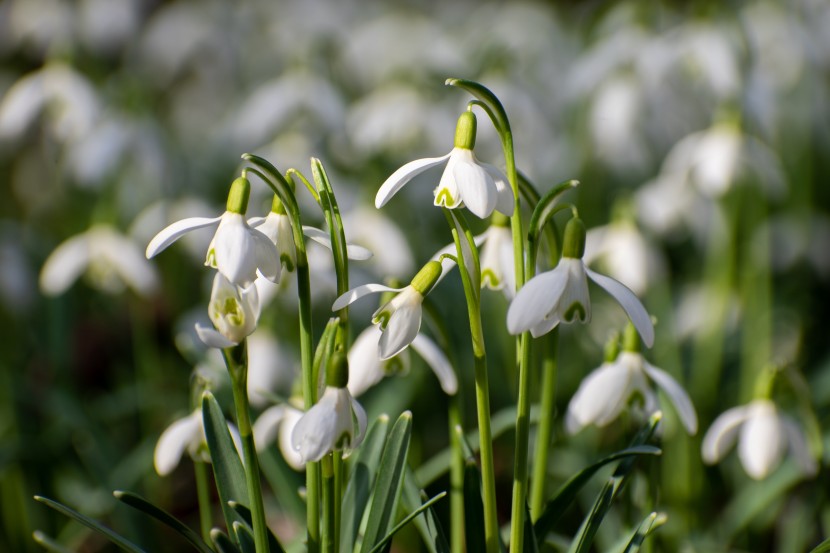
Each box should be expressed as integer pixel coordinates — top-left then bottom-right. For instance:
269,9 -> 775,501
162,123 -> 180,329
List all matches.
154,409 -> 241,476
291,354 -> 367,463
583,202 -> 665,296
375,111 -> 514,219
566,325 -> 697,435
253,401 -> 304,470
479,213 -> 515,298
507,217 -> 654,346
333,261 -> 442,360
347,325 -> 457,397
246,332 -> 297,408
146,176 -> 279,287
40,225 -> 159,297
702,399 -> 817,480
248,195 -> 373,283
195,273 -> 260,349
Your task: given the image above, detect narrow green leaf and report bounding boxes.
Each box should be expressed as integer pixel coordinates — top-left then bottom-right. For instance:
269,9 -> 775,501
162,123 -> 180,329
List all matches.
32,530 -> 73,553
622,512 -> 667,553
523,501 -> 539,553
233,522 -> 257,553
211,528 -> 241,553
400,469 -> 450,553
113,490 -> 214,553
341,414 -> 390,553
33,495 -> 146,553
229,501 -> 286,553
533,446 -> 661,541
359,411 -> 413,553
368,492 -> 447,553
810,537 -> 830,553
202,391 -> 249,538
462,460 -> 486,553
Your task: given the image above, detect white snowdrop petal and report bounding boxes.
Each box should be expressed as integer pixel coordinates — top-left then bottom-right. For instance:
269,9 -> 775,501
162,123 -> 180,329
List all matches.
701,405 -> 750,464
376,154 -> 451,208
332,283 -> 403,311
195,323 -> 237,348
378,301 -> 422,359
481,162 -> 514,216
98,230 -> 159,296
566,361 -> 632,433
453,158 -> 497,219
643,362 -> 698,434
585,267 -> 654,347
40,234 -> 92,296
347,326 -> 385,397
146,216 -> 221,258
507,267 -> 568,335
739,403 -> 785,480
411,334 -> 457,395
252,406 -> 288,452
253,229 -> 280,283
214,215 -> 258,287
781,417 -> 818,477
154,413 -> 201,476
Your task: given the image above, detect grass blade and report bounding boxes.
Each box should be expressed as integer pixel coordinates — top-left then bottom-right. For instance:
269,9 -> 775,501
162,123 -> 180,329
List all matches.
229,501 -> 287,553
210,529 -> 241,553
368,492 -> 447,553
34,495 -> 145,553
400,468 -> 450,553
622,512 -> 667,553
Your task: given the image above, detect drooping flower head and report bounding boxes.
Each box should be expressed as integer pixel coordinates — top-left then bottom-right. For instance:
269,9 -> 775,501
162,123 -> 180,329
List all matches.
479,211 -> 515,298
153,409 -> 242,476
375,111 -> 513,219
507,216 -> 654,347
702,399 -> 817,480
291,352 -> 367,463
195,272 -> 261,348
333,260 -> 443,359
566,323 -> 697,435
146,176 -> 279,287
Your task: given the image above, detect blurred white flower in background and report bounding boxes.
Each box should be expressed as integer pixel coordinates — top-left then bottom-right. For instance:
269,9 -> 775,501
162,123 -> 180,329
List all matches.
40,225 -> 159,297
702,399 -> 817,480
154,409 -> 242,476
253,402 -> 304,470
246,332 -> 297,408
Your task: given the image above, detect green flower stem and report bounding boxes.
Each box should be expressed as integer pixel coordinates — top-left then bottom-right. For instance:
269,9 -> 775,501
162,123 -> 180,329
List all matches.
443,209 -> 498,553
321,454 -> 336,553
223,343 -> 269,553
529,330 -> 558,520
333,453 -> 343,552
242,154 -> 320,552
448,398 -> 465,553
194,461 -> 212,544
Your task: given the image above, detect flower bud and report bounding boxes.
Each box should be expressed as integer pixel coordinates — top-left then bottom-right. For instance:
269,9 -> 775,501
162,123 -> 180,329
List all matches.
562,217 -> 586,259
409,260 -> 442,296
226,176 -> 251,214
327,350 -> 349,389
453,111 -> 477,150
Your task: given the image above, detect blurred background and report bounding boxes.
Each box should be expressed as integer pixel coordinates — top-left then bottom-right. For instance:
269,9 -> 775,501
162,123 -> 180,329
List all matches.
1,0 -> 830,551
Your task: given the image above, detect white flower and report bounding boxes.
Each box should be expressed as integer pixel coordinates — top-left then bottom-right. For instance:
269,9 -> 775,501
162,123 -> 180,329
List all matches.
154,410 -> 241,476
195,273 -> 261,348
291,386 -> 367,464
479,222 -> 515,298
701,399 -> 817,480
347,325 -> 457,397
566,351 -> 697,435
333,261 -> 442,360
246,333 -> 297,408
375,112 -> 514,219
506,257 -> 654,346
584,218 -> 664,296
40,225 -> 159,297
145,177 -> 279,288
253,402 -> 304,470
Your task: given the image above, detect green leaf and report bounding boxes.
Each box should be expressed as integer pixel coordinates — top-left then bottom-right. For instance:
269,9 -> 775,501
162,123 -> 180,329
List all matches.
566,414 -> 663,553
229,501 -> 287,553
359,411 -> 413,553
622,512 -> 667,553
113,490 -> 214,553
211,528 -> 241,553
400,469 -> 450,553
368,492 -> 447,553
33,495 -> 146,553
32,530 -> 73,553
533,446 -> 661,542
202,391 -> 249,540
810,537 -> 830,553
462,460 -> 486,553
341,414 -> 390,553
233,522 -> 257,553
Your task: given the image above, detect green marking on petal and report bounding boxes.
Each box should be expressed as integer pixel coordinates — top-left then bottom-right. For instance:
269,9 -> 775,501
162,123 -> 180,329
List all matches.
373,310 -> 391,329
481,269 -> 501,289
384,356 -> 405,376
434,187 -> 456,208
563,302 -> 587,323
205,248 -> 217,268
280,254 -> 295,272
336,431 -> 351,450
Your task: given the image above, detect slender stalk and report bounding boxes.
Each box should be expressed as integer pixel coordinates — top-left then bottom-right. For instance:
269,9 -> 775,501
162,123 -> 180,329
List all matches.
529,330 -> 558,519
333,454 -> 343,553
321,454 -> 336,553
443,209 -> 498,553
224,345 -> 270,553
194,461 -> 212,544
